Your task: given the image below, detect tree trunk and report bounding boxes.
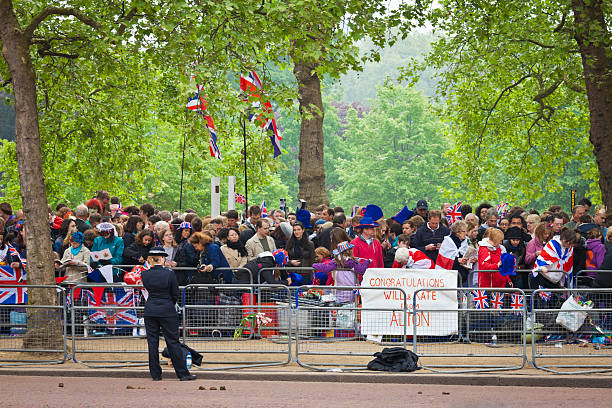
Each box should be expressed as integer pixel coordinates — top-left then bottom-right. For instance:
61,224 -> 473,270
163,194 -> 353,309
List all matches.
571,0 -> 612,210
293,59 -> 330,209
0,0 -> 63,349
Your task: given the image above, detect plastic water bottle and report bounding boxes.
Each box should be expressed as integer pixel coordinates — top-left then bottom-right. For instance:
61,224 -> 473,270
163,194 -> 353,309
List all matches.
186,352 -> 192,370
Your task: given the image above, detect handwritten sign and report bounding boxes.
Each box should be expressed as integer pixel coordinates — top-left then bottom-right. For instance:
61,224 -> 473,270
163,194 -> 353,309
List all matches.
360,268 -> 458,336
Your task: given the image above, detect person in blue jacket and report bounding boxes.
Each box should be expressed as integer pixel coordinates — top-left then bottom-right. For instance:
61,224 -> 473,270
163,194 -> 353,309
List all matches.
90,222 -> 124,281
189,231 -> 231,284
141,247 -> 196,381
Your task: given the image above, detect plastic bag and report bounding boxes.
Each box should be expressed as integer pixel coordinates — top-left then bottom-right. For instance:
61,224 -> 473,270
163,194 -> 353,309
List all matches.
556,295 -> 592,332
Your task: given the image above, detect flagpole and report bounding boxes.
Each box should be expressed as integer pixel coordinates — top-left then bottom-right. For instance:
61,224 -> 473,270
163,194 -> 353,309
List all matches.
242,116 -> 249,209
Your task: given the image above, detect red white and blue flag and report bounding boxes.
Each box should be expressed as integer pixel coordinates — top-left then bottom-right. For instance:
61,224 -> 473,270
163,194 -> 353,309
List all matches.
186,62 -> 221,160
472,289 -> 488,309
186,93 -> 206,111
240,70 -> 263,96
87,288 -> 138,330
534,236 -> 574,286
235,193 -> 246,205
0,266 -> 27,304
204,114 -> 221,161
510,293 -> 524,315
260,199 -> 268,218
8,244 -> 26,277
538,286 -> 551,301
445,202 -> 462,225
240,70 -> 282,158
490,292 -> 504,310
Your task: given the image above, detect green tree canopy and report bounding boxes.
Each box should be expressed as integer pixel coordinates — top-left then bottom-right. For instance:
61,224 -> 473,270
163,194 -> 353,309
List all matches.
331,84 -> 449,215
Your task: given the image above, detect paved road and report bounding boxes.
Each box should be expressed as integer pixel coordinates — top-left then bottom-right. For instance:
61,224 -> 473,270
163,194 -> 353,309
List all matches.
3,375 -> 607,407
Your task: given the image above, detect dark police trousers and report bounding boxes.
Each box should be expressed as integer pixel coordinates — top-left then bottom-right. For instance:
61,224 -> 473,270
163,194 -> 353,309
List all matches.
144,315 -> 189,379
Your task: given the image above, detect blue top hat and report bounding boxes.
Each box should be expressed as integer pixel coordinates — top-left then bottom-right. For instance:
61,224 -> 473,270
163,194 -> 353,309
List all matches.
361,204 -> 383,221
296,209 -> 312,228
392,206 -> 414,224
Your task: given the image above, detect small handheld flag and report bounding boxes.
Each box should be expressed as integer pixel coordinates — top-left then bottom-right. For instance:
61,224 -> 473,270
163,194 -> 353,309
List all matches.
235,193 -> 246,205
446,202 -> 462,225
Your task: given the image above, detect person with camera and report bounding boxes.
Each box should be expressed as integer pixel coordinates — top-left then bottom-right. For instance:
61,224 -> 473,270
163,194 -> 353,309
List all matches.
189,231 -> 231,284
412,210 -> 450,262
141,247 -> 196,381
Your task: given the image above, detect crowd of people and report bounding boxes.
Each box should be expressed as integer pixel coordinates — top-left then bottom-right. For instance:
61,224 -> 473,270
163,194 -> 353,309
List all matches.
1,190 -> 611,291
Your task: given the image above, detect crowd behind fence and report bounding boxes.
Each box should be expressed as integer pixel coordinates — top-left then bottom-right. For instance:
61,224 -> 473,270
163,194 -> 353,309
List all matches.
0,270 -> 611,374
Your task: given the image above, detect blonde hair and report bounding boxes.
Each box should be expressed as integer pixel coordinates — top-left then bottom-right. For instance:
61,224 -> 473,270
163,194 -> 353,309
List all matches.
315,247 -> 330,259
146,255 -> 165,265
487,228 -> 504,243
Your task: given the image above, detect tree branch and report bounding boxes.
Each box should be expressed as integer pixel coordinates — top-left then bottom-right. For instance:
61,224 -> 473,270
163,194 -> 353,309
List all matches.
514,38 -> 556,49
116,7 -> 138,36
476,74 -> 531,156
24,6 -> 103,41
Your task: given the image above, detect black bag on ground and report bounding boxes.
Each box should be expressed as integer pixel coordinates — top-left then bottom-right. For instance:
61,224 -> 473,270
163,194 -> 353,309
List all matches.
367,347 -> 420,372
161,343 -> 203,367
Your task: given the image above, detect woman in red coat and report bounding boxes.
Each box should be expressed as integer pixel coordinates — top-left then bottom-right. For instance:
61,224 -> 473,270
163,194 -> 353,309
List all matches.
477,228 -> 511,288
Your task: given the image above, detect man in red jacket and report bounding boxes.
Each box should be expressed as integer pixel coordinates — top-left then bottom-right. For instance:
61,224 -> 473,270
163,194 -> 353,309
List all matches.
350,216 -> 384,269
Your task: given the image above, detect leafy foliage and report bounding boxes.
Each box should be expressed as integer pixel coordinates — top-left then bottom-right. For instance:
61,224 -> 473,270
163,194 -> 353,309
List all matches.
402,0 -> 601,207
330,84 -> 450,215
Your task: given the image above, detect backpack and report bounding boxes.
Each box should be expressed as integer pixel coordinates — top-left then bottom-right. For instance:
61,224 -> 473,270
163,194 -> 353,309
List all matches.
367,347 -> 420,372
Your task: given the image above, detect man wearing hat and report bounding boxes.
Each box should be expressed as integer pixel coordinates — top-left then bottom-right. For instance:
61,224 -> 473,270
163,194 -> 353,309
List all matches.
350,216 -> 384,269
415,200 -> 429,221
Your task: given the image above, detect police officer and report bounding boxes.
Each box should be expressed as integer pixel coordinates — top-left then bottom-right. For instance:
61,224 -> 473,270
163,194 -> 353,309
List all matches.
141,246 -> 196,381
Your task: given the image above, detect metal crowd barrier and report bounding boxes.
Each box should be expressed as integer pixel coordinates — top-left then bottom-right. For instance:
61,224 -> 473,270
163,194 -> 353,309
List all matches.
295,285 -> 409,371
114,265 -> 253,286
259,267 -> 314,285
531,287 -> 612,374
414,287 -> 527,373
0,285 -> 67,366
70,283 -> 147,368
182,283 -> 292,370
573,270 -> 612,288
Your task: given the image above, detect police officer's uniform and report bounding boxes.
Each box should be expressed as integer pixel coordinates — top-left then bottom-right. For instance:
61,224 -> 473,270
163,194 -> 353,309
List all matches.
141,247 -> 195,381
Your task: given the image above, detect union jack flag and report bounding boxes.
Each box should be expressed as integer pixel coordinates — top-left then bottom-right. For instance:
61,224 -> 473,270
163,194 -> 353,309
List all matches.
87,288 -> 137,330
240,70 -> 263,96
186,93 -> 206,111
8,244 -> 26,275
535,236 -> 574,286
235,193 -> 246,205
204,114 -> 221,161
0,266 -> 27,304
510,293 -> 524,315
260,199 -> 268,218
472,289 -> 488,309
538,286 -> 551,301
490,292 -> 504,309
445,202 -> 463,225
